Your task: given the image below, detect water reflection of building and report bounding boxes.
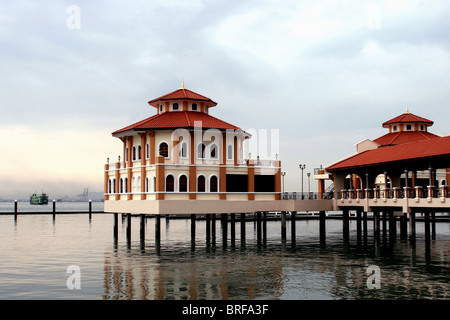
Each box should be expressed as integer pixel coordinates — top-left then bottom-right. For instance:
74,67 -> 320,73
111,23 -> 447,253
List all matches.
102,245 -> 284,300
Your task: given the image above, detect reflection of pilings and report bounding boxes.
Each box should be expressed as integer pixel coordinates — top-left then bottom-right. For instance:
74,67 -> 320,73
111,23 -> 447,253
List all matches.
363,211 -> 368,245
424,212 -> 431,244
431,212 -> 436,240
191,214 -> 196,250
263,212 -> 267,246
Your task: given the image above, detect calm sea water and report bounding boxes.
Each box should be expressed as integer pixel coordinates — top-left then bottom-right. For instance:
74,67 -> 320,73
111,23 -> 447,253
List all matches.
0,202 -> 448,300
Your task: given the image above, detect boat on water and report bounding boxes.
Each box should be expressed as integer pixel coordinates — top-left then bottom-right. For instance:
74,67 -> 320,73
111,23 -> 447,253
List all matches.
30,193 -> 49,205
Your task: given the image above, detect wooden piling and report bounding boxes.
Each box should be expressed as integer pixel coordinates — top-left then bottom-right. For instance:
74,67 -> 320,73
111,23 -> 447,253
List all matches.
389,211 -> 396,241
155,215 -> 161,243
221,213 -> 228,249
240,213 -> 246,247
89,200 -> 92,220
211,214 -> 216,246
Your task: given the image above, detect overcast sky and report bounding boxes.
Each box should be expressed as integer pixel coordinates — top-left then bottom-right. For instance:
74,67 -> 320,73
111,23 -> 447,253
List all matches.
1,0 -> 449,198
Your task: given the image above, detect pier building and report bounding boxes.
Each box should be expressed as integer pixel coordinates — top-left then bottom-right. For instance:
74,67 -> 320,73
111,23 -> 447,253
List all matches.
104,83 -> 285,215
316,109 -> 450,239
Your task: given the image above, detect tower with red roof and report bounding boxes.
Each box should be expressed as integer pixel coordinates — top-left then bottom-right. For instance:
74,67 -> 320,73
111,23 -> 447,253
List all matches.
104,83 -> 282,215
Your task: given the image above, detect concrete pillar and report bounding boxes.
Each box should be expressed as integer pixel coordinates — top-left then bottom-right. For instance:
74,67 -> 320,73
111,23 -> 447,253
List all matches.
206,214 -> 211,247
424,212 -> 430,244
431,212 -> 436,240
230,213 -> 236,247
113,213 -> 118,240
356,209 -> 362,243
319,211 -> 326,245
256,212 -> 262,245
281,211 -> 287,240
409,211 -> 416,243
342,209 -> 350,240
363,211 -> 368,244
211,214 -> 216,246
140,214 -> 145,243
155,215 -> 161,243
373,210 -> 380,238
291,211 -> 296,243
221,214 -> 228,249
240,213 -> 246,242
126,213 -> 131,241
191,214 -> 196,247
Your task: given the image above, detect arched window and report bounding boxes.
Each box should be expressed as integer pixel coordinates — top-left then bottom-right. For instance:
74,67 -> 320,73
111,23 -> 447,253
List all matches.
406,124 -> 412,131
132,146 -> 136,161
227,145 -> 233,160
160,105 -> 163,112
125,148 -> 128,162
197,175 -> 206,192
120,178 -> 124,193
113,179 -> 116,194
181,142 -> 188,159
108,179 -> 112,194
159,142 -> 169,158
210,176 -> 218,192
198,143 -> 206,159
132,176 -> 136,193
153,176 -> 156,192
146,143 -> 149,159
179,175 -> 188,192
136,176 -> 141,193
124,177 -> 128,193
145,177 -> 149,192
166,175 -> 174,192
210,144 -> 218,159
138,145 -> 142,160
173,103 -> 179,110
192,103 -> 198,111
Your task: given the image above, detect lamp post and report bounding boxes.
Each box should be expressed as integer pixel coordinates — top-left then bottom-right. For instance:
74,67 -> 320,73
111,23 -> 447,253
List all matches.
299,164 -> 306,199
307,172 -> 311,199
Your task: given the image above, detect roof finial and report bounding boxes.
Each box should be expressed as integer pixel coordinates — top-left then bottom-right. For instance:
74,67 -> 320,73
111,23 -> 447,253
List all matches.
179,79 -> 185,89
405,106 -> 410,114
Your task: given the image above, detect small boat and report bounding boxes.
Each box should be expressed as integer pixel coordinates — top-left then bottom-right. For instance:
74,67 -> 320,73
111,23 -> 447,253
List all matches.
30,193 -> 49,205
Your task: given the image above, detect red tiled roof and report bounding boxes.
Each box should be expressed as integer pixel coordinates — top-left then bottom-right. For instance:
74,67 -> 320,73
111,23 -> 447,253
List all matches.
382,112 -> 433,127
373,131 -> 439,146
112,111 -> 240,135
148,88 -> 217,107
326,136 -> 450,171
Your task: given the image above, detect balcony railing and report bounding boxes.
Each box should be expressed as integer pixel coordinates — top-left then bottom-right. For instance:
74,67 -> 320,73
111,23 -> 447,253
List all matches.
336,185 -> 449,200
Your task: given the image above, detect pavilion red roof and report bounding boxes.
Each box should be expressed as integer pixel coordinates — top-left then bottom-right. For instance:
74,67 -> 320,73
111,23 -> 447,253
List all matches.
382,112 -> 433,127
148,88 -> 217,107
326,136 -> 450,171
113,111 -> 240,135
373,131 -> 439,146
